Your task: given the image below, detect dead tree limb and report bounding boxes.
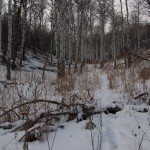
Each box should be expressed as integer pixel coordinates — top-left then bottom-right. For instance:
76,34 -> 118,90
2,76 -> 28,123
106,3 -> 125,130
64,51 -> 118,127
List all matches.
129,52 -> 150,62
134,92 -> 148,99
0,99 -> 87,118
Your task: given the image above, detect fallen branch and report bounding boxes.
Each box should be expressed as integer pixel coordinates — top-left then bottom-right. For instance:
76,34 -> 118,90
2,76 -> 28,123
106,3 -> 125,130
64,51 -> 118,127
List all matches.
19,123 -> 45,142
19,122 -> 64,142
0,99 -> 63,118
129,52 -> 150,62
134,92 -> 148,99
0,99 -> 87,118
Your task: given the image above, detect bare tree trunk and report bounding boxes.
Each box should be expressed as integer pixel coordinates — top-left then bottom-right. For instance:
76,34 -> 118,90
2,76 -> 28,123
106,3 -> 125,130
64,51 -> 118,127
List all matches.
89,5 -> 94,63
99,0 -> 106,68
95,38 -> 98,62
12,0 -> 17,69
68,1 -> 73,75
112,0 -> 116,69
125,0 -> 131,68
0,0 -> 2,58
58,0 -> 65,78
53,0 -> 58,60
74,20 -> 78,73
137,2 -> 140,52
74,10 -> 80,73
119,0 -> 126,66
80,10 -> 84,73
20,0 -> 27,67
78,12 -> 82,64
100,15 -> 105,68
7,0 -> 12,80
50,34 -> 53,63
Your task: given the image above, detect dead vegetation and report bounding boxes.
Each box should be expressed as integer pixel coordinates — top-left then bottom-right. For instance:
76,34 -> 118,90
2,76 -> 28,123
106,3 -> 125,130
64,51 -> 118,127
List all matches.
138,67 -> 150,81
104,51 -> 150,102
0,52 -> 150,145
0,66 -> 102,143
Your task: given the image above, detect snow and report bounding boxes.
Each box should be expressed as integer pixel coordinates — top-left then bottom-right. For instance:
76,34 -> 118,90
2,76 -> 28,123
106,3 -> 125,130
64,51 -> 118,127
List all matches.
0,52 -> 150,150
1,110 -> 150,150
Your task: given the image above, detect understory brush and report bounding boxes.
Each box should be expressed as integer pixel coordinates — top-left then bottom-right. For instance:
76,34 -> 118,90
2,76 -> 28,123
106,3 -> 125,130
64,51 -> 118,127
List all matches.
105,60 -> 150,105
0,65 -> 101,147
0,60 -> 150,150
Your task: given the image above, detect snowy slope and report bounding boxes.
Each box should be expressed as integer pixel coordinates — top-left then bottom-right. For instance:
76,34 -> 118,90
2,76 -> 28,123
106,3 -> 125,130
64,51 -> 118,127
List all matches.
0,54 -> 150,150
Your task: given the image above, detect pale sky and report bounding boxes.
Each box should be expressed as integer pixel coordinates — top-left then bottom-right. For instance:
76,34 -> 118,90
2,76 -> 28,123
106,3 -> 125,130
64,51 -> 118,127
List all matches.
115,0 -> 149,22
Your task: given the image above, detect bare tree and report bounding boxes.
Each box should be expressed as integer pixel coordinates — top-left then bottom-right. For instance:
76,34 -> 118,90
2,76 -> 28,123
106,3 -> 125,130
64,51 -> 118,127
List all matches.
52,0 -> 67,77
20,0 -> 27,67
125,0 -> 131,68
111,0 -> 116,68
74,0 -> 83,72
132,0 -> 143,52
0,0 -> 2,58
98,0 -> 106,68
119,0 -> 126,65
7,0 -> 12,80
11,0 -> 21,69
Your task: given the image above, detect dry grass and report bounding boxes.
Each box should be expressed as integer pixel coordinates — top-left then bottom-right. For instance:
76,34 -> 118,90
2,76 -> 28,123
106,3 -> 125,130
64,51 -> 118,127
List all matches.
138,67 -> 150,81
77,71 -> 100,92
107,69 -> 125,89
57,73 -> 75,93
104,59 -> 150,101
1,59 -> 150,123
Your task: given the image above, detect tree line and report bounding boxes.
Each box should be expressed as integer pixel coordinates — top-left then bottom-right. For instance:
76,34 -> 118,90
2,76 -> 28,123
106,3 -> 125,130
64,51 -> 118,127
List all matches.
0,0 -> 150,80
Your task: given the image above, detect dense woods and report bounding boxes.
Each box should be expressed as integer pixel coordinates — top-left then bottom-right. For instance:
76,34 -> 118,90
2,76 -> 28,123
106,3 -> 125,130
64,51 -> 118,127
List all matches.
0,0 -> 150,79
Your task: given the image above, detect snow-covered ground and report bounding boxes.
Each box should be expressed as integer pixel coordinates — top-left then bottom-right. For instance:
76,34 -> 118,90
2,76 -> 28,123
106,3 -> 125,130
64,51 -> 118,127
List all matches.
0,52 -> 150,150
